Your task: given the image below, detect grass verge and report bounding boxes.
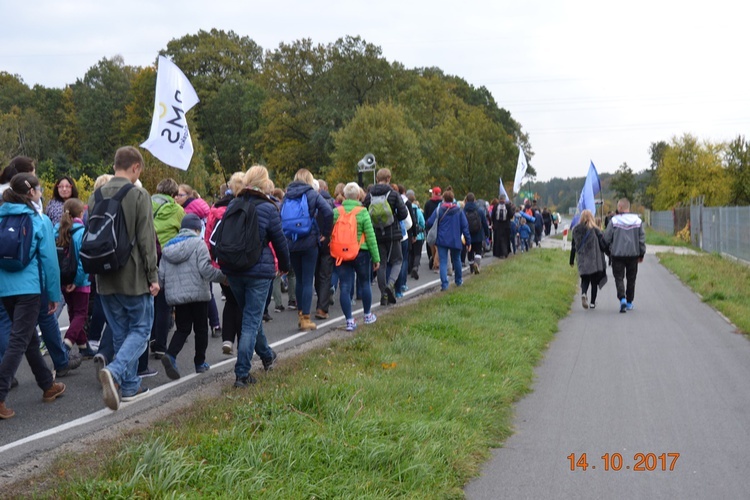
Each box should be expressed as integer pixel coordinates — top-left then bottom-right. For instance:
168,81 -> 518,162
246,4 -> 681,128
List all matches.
658,252 -> 750,335
645,226 -> 693,247
23,250 -> 577,499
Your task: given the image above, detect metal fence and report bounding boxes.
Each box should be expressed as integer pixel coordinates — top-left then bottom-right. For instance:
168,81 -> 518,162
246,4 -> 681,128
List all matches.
650,204 -> 750,263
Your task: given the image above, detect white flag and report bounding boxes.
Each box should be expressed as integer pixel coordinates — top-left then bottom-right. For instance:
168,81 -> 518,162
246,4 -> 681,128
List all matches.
512,147 -> 528,194
498,177 -> 509,199
141,56 -> 199,170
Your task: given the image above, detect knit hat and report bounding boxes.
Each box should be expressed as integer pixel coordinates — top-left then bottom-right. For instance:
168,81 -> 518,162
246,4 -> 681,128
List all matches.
181,213 -> 202,231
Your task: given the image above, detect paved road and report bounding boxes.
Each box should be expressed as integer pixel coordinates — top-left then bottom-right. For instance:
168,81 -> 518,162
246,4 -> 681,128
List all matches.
0,246 -> 486,473
465,247 -> 750,499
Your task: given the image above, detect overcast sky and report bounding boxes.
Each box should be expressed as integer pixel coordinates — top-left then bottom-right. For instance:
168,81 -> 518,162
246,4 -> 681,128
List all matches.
2,0 -> 748,181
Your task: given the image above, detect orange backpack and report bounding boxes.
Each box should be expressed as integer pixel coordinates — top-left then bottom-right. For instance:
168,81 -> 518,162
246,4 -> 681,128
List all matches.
330,206 -> 365,265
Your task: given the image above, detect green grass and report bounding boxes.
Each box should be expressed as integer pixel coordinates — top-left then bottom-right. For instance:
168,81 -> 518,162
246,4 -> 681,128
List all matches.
658,253 -> 750,335
645,226 -> 693,248
23,250 -> 578,499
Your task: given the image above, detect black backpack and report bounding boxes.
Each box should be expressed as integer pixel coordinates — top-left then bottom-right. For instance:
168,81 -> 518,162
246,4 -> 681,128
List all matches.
80,183 -> 135,274
209,194 -> 264,273
466,209 -> 482,234
57,226 -> 84,285
0,212 -> 34,272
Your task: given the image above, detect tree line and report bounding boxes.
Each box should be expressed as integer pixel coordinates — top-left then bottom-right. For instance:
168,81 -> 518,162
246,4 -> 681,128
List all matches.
0,30 -> 533,201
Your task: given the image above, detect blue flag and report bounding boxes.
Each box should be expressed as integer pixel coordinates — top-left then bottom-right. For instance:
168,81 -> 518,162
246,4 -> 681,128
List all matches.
572,161 -> 601,226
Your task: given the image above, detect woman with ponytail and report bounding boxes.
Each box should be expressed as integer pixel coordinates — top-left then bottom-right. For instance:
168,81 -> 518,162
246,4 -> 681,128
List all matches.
54,198 -> 95,358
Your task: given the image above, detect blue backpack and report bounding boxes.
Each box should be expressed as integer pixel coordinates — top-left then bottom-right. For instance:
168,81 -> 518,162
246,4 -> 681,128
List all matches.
0,212 -> 34,272
281,194 -> 313,242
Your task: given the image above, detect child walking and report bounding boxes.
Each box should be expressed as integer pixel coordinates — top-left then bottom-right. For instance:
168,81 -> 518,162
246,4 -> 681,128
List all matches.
518,218 -> 532,252
54,198 -> 95,358
159,214 -> 225,379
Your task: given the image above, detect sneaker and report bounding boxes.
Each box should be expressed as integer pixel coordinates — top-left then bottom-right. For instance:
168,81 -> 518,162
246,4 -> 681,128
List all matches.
345,319 -> 357,331
262,350 -> 277,371
78,344 -> 97,359
93,353 -> 107,379
152,350 -> 165,360
99,368 -> 120,411
161,355 -> 181,380
287,300 -> 297,310
410,269 -> 419,280
385,284 -> 397,304
121,387 -> 150,403
581,295 -> 589,309
620,298 -> 627,313
274,305 -> 285,313
364,313 -> 377,325
263,313 -> 273,322
222,341 -> 233,355
138,367 -> 159,378
42,382 -> 66,402
88,340 -> 100,351
39,340 -> 48,357
626,302 -> 634,311
395,292 -> 403,299
234,375 -> 257,388
315,309 -> 329,320
589,303 -> 596,309
56,352 -> 83,378
195,362 -> 211,374
211,326 -> 222,338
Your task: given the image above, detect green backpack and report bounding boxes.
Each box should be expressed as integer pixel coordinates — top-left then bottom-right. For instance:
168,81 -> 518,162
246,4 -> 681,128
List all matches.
368,193 -> 395,230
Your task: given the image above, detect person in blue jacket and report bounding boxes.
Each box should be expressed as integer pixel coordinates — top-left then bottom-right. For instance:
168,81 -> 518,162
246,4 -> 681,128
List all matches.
281,168 -> 333,332
425,190 -> 471,291
222,166 -> 291,388
463,193 -> 490,274
0,173 -> 66,419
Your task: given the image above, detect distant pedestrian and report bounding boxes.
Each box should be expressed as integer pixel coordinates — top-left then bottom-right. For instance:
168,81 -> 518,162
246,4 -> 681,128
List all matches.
603,198 -> 646,313
491,194 -> 512,258
425,190 -> 471,291
569,210 -> 608,309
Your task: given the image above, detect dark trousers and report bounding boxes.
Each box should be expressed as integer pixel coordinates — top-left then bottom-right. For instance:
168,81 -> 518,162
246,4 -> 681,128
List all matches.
0,295 -> 54,402
376,239 -> 402,294
168,302 -> 209,366
220,283 -> 242,345
150,288 -> 171,353
410,239 -> 424,273
315,246 -> 335,313
612,257 -> 639,303
580,273 -> 600,304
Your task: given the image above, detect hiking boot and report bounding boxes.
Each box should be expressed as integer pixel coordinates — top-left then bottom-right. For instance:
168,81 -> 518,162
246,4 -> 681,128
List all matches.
99,368 -> 120,411
385,284 -> 397,304
222,341 -> 233,355
195,362 -> 211,374
0,402 -> 15,419
298,314 -> 317,331
138,367 -> 158,378
262,350 -> 277,371
364,313 -> 377,324
581,295 -> 589,309
620,298 -> 627,313
345,319 -> 357,331
211,326 -> 222,338
42,382 -> 66,402
121,387 -> 150,403
315,309 -> 329,320
234,375 -> 257,388
410,268 -> 419,280
161,354 -> 181,380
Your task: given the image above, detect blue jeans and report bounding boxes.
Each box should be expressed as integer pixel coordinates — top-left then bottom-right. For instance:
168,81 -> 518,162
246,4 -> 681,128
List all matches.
228,276 -> 274,379
100,294 -> 154,397
438,246 -> 463,290
37,289 -> 70,371
290,247 -> 318,315
337,251 -> 373,320
395,239 -> 409,293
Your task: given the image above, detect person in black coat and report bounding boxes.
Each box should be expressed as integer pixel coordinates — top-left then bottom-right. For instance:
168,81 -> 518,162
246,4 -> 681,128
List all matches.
491,195 -> 513,258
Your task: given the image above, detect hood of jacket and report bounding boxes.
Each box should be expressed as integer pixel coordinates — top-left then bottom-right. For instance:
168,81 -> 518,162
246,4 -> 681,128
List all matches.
368,183 -> 393,197
162,229 -> 202,265
0,201 -> 36,217
285,181 -> 315,200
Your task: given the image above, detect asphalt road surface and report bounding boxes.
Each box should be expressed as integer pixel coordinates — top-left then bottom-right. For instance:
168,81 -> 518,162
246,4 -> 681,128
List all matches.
465,248 -> 750,499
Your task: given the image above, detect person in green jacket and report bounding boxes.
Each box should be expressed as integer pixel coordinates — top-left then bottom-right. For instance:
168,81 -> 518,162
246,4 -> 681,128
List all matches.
332,182 -> 381,331
151,178 -> 185,248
